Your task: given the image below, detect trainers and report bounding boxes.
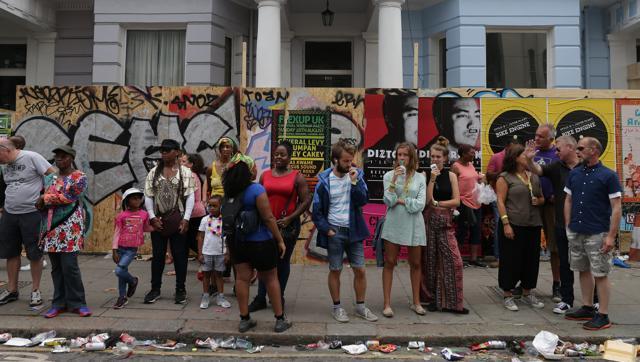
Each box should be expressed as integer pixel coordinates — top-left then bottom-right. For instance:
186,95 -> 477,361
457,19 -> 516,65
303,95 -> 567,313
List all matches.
216,294 -> 231,308
0,290 -> 19,305
469,260 -> 488,268
248,297 -> 267,312
512,285 -> 523,299
553,302 -> 571,314
20,259 -> 48,271
29,290 -> 42,307
200,293 -> 210,309
238,318 -> 257,333
552,286 -> 561,303
565,305 -> 596,321
72,306 -> 92,317
504,296 -> 519,311
521,294 -> 544,308
332,307 -> 350,323
127,277 -> 139,298
143,289 -> 161,304
355,305 -> 379,322
175,289 -> 187,304
43,306 -> 65,318
113,296 -> 128,309
583,313 -> 612,330
274,317 -> 292,333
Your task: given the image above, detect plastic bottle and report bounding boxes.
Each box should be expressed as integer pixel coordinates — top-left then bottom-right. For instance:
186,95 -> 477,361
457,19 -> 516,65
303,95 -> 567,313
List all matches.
399,159 -> 406,175
524,341 -> 539,356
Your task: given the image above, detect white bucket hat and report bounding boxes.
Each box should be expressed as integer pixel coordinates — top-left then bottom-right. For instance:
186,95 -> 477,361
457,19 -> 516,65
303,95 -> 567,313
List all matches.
121,188 -> 144,210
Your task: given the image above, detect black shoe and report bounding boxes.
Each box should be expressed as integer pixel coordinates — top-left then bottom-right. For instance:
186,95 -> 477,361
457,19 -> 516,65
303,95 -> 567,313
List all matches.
239,318 -> 257,333
512,285 -> 523,299
248,297 -> 267,312
552,285 -> 561,303
274,317 -> 292,333
565,305 -> 596,321
583,313 -> 611,330
113,296 -> 128,309
469,260 -> 488,268
143,289 -> 161,304
127,277 -> 139,298
0,290 -> 18,305
175,289 -> 187,304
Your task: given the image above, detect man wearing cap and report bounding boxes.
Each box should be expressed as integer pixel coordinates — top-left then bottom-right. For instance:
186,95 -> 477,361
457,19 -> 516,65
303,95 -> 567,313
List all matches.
0,138 -> 55,306
143,139 -> 195,304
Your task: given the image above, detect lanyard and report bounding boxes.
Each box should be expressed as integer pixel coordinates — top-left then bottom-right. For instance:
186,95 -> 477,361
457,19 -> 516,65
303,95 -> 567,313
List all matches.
516,172 -> 534,198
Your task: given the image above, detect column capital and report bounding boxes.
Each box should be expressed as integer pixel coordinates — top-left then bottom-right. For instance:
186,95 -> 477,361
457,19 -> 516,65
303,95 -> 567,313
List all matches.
282,31 -> 295,42
255,0 -> 286,7
372,0 -> 405,8
362,32 -> 378,42
33,32 -> 58,43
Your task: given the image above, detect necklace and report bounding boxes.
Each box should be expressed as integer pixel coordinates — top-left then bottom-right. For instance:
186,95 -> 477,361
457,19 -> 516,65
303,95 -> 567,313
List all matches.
207,216 -> 222,236
515,171 -> 533,197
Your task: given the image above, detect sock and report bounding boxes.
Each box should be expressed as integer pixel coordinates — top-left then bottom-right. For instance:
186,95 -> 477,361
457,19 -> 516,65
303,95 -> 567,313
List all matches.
275,314 -> 284,320
240,314 -> 250,321
333,300 -> 341,309
355,301 -> 366,313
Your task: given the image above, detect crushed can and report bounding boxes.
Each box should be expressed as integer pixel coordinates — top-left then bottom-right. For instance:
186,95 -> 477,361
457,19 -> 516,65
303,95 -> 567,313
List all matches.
84,342 -> 106,351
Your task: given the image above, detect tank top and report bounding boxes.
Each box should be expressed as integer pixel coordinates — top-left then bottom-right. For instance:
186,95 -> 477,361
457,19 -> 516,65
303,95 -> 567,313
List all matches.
209,161 -> 224,196
454,161 -> 480,209
262,169 -> 298,218
427,168 -> 453,201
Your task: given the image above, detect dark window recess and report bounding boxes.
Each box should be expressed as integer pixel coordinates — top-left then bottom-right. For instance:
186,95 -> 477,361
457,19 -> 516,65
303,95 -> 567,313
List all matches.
304,74 -> 352,87
224,37 -> 232,86
0,76 -> 25,110
305,42 -> 351,70
0,45 -> 27,69
486,33 -> 546,88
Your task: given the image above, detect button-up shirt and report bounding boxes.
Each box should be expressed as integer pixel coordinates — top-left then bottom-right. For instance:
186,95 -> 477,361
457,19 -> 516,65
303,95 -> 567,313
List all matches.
564,162 -> 621,234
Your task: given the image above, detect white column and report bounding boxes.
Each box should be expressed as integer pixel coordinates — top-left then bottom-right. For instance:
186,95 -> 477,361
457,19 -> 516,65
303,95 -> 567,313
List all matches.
608,34 -> 634,89
375,0 -> 404,88
362,32 -> 378,87
255,0 -> 285,87
26,32 -> 57,85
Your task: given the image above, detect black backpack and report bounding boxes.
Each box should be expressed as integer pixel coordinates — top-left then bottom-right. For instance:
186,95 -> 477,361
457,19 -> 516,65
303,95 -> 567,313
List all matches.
221,190 -> 260,246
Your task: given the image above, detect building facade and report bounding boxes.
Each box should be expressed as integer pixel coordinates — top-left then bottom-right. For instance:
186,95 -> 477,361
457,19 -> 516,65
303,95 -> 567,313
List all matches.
0,0 -> 629,110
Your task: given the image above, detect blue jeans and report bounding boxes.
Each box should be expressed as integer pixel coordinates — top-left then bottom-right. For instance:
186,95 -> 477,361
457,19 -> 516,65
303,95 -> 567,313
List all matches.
115,247 -> 137,297
327,226 -> 365,271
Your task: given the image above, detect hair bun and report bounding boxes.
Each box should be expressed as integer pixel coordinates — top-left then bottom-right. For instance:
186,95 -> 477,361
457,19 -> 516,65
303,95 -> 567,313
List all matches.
437,136 -> 450,147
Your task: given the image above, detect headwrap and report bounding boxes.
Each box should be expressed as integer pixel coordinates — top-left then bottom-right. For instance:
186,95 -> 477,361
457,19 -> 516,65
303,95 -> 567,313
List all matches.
228,152 -> 254,171
216,137 -> 237,151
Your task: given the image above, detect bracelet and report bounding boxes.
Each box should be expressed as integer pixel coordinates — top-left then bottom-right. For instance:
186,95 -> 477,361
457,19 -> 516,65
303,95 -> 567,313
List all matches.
500,215 -> 509,220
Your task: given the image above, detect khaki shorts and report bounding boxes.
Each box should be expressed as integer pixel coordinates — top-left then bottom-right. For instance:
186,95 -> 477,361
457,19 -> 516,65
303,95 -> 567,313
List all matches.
565,228 -> 612,277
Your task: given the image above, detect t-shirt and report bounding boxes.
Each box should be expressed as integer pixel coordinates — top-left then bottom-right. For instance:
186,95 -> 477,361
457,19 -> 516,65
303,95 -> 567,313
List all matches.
241,183 -> 272,242
328,172 -> 351,227
1,150 -> 51,214
534,146 -> 559,199
198,215 -> 225,255
112,209 -> 150,249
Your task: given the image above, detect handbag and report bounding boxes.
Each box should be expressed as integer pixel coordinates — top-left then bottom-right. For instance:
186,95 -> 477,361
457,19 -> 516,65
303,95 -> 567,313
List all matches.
157,167 -> 185,237
279,178 -> 301,244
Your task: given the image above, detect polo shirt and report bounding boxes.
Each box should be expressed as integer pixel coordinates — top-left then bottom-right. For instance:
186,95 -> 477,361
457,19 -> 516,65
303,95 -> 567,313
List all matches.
564,162 -> 621,234
540,160 -> 577,225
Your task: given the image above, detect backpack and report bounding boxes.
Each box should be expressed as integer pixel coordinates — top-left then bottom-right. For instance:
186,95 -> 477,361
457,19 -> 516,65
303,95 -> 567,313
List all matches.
221,190 -> 260,246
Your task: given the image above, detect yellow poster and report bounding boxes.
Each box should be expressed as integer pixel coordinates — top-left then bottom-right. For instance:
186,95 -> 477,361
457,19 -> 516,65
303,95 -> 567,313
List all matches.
548,99 -> 615,169
481,98 -> 547,171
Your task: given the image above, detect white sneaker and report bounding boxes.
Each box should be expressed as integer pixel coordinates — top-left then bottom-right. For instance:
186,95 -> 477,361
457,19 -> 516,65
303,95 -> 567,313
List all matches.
521,294 -> 545,309
216,294 -> 231,308
20,259 -> 47,271
553,302 -> 571,314
199,293 -> 210,309
332,307 -> 349,323
504,296 -> 519,311
29,289 -> 42,307
355,305 -> 379,322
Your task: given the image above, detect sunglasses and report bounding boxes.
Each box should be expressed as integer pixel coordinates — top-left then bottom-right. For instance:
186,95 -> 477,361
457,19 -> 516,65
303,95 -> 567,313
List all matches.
576,146 -> 590,151
159,148 -> 176,153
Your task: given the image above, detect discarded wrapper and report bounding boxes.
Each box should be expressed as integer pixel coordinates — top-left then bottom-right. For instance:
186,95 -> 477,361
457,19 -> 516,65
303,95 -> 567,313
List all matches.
342,344 -> 368,355
43,338 -> 67,347
69,337 -> 88,348
220,337 -> 236,349
408,341 -> 425,349
379,344 -> 398,353
120,333 -> 136,345
195,338 -> 219,350
31,330 -> 56,345
84,342 -> 106,351
366,340 -> 380,351
235,338 -> 252,350
247,345 -> 264,354
0,333 -> 12,343
316,340 -> 330,350
52,345 -> 71,353
441,348 -> 464,361
3,338 -> 33,347
90,333 -> 109,344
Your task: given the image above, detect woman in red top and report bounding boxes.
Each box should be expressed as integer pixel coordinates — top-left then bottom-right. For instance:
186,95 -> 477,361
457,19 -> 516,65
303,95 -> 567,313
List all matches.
249,140 -> 311,312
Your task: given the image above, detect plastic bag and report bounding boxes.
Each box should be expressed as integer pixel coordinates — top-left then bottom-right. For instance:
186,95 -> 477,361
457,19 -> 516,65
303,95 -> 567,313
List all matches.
477,183 -> 497,205
532,330 -> 560,358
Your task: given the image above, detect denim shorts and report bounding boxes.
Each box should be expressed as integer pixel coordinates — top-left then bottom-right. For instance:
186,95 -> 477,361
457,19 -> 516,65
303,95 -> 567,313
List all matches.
327,226 -> 365,271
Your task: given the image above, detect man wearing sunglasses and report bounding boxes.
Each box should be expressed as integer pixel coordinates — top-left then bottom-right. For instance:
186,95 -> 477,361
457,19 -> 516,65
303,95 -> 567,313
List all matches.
562,137 -> 621,330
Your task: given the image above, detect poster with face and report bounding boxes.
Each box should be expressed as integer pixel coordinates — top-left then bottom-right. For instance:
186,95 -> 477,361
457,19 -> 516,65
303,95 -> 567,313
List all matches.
548,99 -> 615,170
481,98 -> 546,172
364,90 -> 421,202
616,99 -> 640,202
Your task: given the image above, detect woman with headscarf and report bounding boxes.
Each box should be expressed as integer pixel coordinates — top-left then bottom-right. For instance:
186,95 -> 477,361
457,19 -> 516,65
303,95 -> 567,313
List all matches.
206,137 -> 238,197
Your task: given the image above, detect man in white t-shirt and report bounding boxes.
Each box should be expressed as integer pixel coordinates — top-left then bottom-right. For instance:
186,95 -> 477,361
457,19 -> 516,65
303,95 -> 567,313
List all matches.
0,138 -> 55,306
312,140 -> 378,323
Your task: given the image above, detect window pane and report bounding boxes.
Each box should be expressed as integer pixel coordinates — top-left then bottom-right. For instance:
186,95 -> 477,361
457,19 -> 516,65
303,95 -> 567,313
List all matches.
305,42 -> 351,70
305,74 -> 352,87
0,45 -> 27,69
486,33 -> 547,88
0,76 -> 25,110
125,30 -> 185,86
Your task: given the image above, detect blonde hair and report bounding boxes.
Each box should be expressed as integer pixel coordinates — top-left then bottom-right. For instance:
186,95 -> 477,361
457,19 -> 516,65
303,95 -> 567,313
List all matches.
430,136 -> 450,160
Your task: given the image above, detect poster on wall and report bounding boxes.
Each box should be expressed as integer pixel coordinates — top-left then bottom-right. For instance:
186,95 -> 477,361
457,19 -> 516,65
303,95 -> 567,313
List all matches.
548,99 -> 615,170
619,203 -> 640,252
272,110 -> 331,192
481,98 -> 546,171
616,99 -> 640,202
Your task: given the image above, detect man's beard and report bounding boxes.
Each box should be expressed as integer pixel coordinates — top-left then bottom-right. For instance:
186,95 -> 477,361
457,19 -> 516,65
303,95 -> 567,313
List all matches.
336,164 -> 350,174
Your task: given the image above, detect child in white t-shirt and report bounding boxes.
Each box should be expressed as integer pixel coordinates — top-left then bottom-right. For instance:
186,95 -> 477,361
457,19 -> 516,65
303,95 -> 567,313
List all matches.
197,195 -> 230,309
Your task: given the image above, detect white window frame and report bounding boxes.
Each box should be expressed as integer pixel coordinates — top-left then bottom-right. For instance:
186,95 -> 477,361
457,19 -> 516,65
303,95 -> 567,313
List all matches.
0,39 -> 27,78
122,26 -> 188,86
302,39 -> 353,87
485,28 -> 552,89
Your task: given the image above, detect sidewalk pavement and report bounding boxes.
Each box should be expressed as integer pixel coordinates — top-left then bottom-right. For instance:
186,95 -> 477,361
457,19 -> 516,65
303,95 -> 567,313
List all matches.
1,255 -> 639,346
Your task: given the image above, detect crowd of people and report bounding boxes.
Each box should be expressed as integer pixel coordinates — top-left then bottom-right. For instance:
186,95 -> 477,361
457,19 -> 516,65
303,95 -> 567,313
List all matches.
0,123 -> 622,333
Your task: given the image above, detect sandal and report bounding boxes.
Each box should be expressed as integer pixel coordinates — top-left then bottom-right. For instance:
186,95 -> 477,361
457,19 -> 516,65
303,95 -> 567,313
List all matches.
410,304 -> 426,315
382,307 -> 394,318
